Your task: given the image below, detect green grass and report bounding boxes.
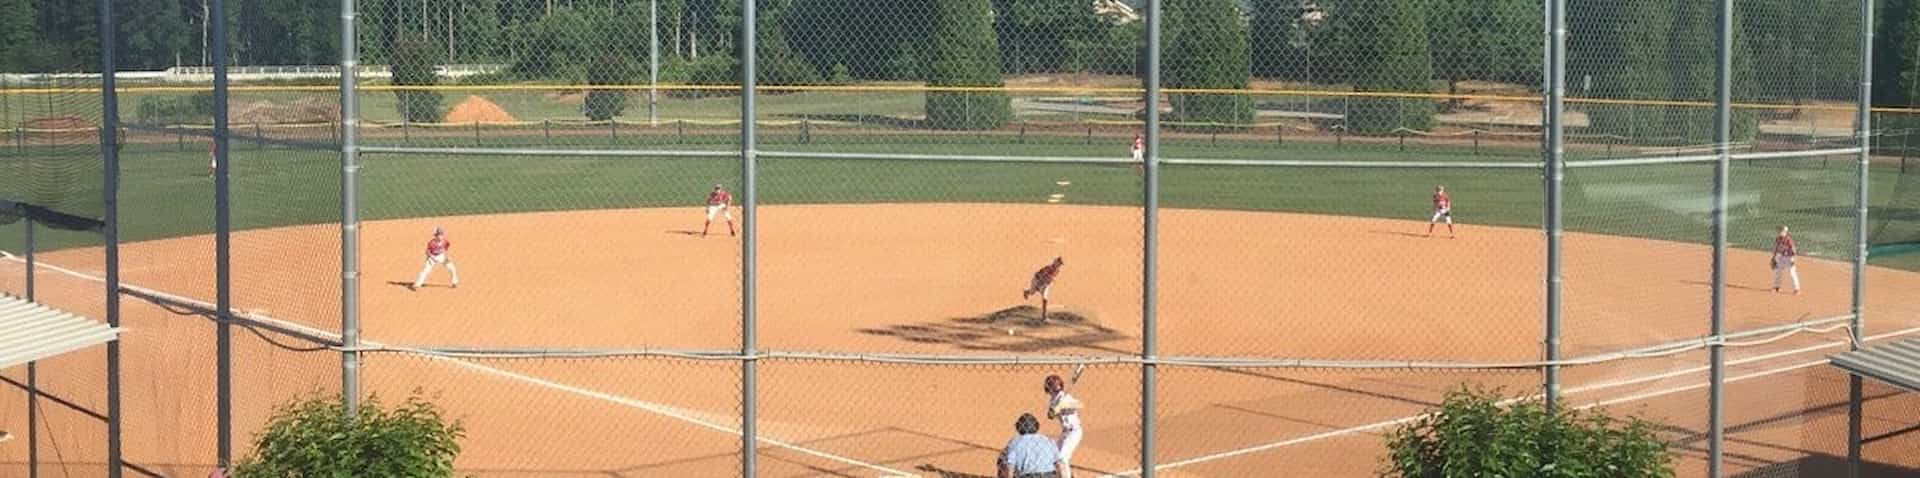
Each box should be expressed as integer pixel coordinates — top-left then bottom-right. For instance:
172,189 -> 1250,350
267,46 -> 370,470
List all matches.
0,131 -> 1914,273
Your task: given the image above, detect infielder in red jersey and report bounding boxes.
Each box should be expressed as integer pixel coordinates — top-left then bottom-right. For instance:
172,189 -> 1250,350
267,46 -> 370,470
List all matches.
1427,185 -> 1455,238
703,184 -> 735,238
1772,225 -> 1800,294
1023,257 -> 1064,321
410,226 -> 459,291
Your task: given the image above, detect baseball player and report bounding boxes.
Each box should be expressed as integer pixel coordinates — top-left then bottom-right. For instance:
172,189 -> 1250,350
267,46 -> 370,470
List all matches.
703,184 -> 735,238
1772,225 -> 1800,294
208,142 -> 217,178
1427,185 -> 1455,238
1043,374 -> 1084,478
409,226 -> 459,291
1130,132 -> 1144,162
1023,257 -> 1064,322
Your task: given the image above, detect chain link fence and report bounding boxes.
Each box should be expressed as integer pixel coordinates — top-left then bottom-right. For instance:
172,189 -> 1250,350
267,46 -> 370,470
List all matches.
4,0 -> 1920,477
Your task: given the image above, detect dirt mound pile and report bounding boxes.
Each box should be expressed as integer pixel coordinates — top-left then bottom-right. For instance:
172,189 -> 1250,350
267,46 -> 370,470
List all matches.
230,97 -> 341,124
444,95 -> 518,123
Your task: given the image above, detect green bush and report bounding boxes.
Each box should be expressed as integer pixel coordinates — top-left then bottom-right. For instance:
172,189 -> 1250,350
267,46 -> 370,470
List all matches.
1165,0 -> 1254,132
1383,385 -> 1674,478
585,53 -> 636,121
233,391 -> 465,478
391,36 -> 445,123
924,0 -> 1011,130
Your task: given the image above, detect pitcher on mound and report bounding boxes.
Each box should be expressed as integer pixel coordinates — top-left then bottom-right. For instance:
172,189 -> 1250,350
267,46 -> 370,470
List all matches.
1023,257 -> 1064,322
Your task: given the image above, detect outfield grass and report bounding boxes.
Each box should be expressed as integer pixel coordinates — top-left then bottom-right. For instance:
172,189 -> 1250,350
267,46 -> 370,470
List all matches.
0,133 -> 1913,271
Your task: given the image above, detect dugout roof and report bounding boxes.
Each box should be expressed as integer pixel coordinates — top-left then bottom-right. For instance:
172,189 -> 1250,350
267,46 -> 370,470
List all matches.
1830,337 -> 1920,393
0,294 -> 118,371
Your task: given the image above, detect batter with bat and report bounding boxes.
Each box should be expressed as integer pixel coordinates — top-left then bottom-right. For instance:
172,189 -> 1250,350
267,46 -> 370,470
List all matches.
1043,374 -> 1084,478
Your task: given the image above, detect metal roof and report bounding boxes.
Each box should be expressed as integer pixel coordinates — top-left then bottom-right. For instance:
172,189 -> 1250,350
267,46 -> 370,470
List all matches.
1829,337 -> 1920,394
0,295 -> 119,371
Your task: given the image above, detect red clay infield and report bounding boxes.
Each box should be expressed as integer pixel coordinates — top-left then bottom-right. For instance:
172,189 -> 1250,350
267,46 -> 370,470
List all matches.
3,204 -> 1919,477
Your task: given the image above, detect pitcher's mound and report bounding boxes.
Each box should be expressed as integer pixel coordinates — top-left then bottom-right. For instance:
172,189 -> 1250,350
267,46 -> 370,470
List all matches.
445,95 -> 517,123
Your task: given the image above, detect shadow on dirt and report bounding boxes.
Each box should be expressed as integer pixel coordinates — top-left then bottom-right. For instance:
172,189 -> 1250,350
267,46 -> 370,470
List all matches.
858,305 -> 1133,354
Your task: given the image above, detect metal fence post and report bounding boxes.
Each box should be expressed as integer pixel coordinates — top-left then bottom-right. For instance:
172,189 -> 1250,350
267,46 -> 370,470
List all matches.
98,0 -> 124,472
1543,0 -> 1567,414
1141,0 -> 1162,475
340,0 -> 363,418
212,0 -> 234,467
1708,0 -> 1734,473
740,0 -> 759,475
25,217 -> 36,478
1848,0 -> 1874,474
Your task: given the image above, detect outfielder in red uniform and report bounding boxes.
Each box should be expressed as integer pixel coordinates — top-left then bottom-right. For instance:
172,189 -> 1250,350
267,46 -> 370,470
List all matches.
1131,133 -> 1144,162
410,226 -> 459,291
703,184 -> 735,238
1023,257 -> 1065,321
1772,225 -> 1800,294
208,142 -> 217,178
1427,185 -> 1455,238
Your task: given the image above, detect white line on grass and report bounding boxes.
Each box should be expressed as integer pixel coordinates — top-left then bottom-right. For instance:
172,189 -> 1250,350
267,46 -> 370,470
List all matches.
0,251 -> 919,478
1097,327 -> 1916,478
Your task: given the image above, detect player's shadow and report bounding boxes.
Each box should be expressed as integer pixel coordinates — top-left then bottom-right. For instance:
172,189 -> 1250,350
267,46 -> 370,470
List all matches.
664,229 -> 704,236
857,305 -> 1133,354
383,280 -> 450,289
1677,279 -> 1771,292
1368,229 -> 1434,239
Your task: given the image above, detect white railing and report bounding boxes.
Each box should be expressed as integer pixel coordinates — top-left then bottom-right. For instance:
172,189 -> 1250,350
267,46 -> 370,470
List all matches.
0,64 -> 506,84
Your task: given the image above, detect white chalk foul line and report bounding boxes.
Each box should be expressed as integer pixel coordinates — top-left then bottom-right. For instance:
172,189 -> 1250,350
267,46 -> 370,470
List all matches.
1098,327 -> 1917,478
0,251 -> 919,478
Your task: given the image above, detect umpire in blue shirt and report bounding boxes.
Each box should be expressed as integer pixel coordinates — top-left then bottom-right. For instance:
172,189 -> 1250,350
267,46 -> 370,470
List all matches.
999,413 -> 1061,478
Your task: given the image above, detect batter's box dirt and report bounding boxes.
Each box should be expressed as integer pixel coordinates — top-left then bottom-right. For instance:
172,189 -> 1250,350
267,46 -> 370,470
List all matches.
858,306 -> 1132,354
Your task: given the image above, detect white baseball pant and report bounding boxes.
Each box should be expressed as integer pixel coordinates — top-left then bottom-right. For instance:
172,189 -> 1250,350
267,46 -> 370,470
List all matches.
1773,254 -> 1799,291
413,253 -> 459,288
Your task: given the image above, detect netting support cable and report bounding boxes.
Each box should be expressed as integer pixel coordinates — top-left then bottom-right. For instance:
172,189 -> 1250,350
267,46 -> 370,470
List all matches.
98,0 -> 125,471
340,0 -> 364,419
332,313 -> 1864,369
1141,0 -> 1163,476
1542,0 -> 1568,415
739,0 -> 759,475
212,0 -> 234,467
1564,147 -> 1864,168
1709,0 -> 1735,472
1849,0 -> 1875,473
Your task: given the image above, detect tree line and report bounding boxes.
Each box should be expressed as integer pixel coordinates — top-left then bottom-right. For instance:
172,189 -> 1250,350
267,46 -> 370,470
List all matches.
0,0 -> 1879,138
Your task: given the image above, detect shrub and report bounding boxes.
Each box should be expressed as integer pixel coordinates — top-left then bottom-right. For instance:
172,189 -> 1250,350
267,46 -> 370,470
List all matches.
133,92 -> 215,126
1383,385 -> 1674,478
232,391 -> 465,478
585,53 -> 636,121
391,36 -> 445,123
923,0 -> 1011,130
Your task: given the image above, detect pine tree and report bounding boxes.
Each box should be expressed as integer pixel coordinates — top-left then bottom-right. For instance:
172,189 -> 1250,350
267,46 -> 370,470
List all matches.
1165,0 -> 1253,131
391,36 -> 445,123
1336,0 -> 1434,134
924,0 -> 1011,130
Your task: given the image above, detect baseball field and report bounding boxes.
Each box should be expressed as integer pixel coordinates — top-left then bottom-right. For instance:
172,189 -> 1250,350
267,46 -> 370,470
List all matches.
3,125 -> 1920,477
